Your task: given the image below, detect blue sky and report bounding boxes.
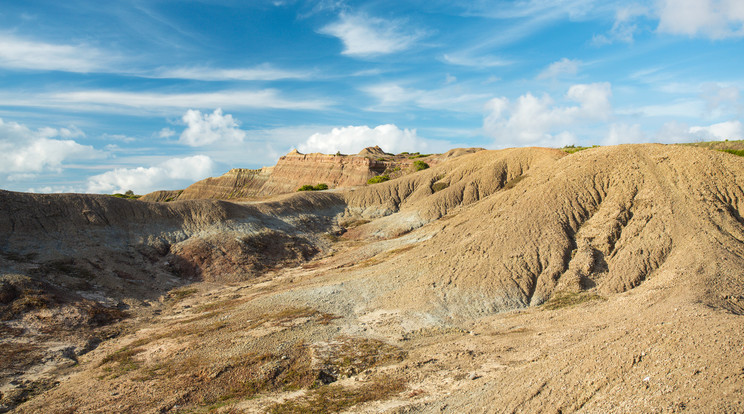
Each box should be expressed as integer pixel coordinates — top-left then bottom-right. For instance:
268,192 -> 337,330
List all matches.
0,0 -> 742,194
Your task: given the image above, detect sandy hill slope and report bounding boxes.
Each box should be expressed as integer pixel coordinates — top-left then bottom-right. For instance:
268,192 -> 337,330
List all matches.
140,147 -> 484,202
337,144 -> 744,319
2,144 -> 744,413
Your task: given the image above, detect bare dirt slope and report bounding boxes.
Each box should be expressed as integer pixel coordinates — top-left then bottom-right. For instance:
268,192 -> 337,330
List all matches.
342,144 -> 744,319
140,147 -> 484,202
2,144 -> 744,413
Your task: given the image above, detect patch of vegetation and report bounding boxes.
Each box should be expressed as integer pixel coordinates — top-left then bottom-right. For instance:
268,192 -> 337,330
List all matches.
166,287 -> 198,304
341,218 -> 371,228
80,300 -> 128,326
407,152 -> 431,159
431,181 -> 449,192
413,160 -> 429,171
0,322 -> 24,336
164,190 -> 184,202
0,343 -> 44,372
111,190 -> 141,199
503,174 -> 527,190
719,149 -> 744,157
367,175 -> 390,184
324,232 -> 340,243
2,251 -> 37,262
99,345 -> 146,379
0,377 -> 59,411
297,183 -> 329,191
561,145 -> 599,154
268,375 -> 406,414
9,290 -> 52,316
542,291 -> 605,310
40,259 -> 96,280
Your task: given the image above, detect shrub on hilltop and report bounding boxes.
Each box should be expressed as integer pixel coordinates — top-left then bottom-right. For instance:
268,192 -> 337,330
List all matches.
297,183 -> 329,191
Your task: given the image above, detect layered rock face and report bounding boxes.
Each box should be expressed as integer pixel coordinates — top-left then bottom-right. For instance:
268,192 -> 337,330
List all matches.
141,147 -> 484,202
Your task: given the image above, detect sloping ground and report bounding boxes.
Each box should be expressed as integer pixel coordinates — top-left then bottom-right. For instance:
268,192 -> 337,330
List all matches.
140,147 -> 484,202
339,144 -> 744,318
2,144 -> 744,412
341,147 -> 566,237
0,190 -> 345,411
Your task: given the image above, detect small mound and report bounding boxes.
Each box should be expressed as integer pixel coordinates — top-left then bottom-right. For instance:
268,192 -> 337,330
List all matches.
357,145 -> 389,157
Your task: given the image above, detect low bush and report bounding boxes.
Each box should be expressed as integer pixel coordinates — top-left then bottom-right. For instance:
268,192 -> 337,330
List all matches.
297,183 -> 329,191
720,149 -> 744,157
561,145 -> 599,154
431,182 -> 449,192
413,160 -> 429,171
367,175 -> 390,184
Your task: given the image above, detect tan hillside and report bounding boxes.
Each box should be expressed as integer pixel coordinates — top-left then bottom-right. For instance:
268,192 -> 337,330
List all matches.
2,144 -> 744,413
140,147 -> 484,202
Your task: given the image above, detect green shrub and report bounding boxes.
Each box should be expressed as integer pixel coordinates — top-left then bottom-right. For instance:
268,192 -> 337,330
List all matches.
297,183 -> 329,191
111,193 -> 141,199
367,175 -> 390,184
413,160 -> 429,171
719,149 -> 744,157
561,145 -> 598,154
431,182 -> 448,192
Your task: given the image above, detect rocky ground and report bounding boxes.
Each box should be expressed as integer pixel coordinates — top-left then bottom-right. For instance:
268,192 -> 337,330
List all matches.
1,144 -> 743,413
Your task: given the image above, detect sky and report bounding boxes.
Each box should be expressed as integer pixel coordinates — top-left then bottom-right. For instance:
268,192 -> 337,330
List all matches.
0,0 -> 743,194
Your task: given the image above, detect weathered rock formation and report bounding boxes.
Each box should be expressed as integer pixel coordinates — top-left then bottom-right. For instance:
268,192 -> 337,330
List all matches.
3,144 -> 744,413
141,147 -> 484,202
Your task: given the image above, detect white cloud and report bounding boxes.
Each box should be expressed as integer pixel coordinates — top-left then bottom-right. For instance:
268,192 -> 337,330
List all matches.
537,58 -> 581,80
0,118 -> 99,177
616,100 -> 704,118
657,0 -> 744,39
0,89 -> 330,115
689,120 -> 743,140
159,128 -> 176,138
319,12 -> 423,56
153,63 -> 310,81
604,123 -> 646,145
0,34 -> 109,72
298,124 -> 439,154
442,54 -> 512,68
363,83 -> 491,112
86,155 -> 215,194
593,4 -> 648,45
179,108 -> 247,146
483,83 -> 613,146
700,83 -> 741,117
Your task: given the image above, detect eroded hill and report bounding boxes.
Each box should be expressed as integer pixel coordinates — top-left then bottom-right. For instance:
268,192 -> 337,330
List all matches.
140,146 -> 484,202
1,144 -> 743,413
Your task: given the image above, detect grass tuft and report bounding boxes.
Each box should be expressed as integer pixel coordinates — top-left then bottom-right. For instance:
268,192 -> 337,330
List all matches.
542,291 -> 605,310
268,375 -> 406,414
367,175 -> 390,184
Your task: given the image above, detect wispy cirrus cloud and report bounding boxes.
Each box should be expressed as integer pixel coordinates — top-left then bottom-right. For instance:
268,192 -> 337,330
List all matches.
0,89 -> 331,115
442,53 -> 512,68
152,63 -> 312,81
0,34 -> 112,73
319,12 -> 425,57
363,82 -> 491,112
